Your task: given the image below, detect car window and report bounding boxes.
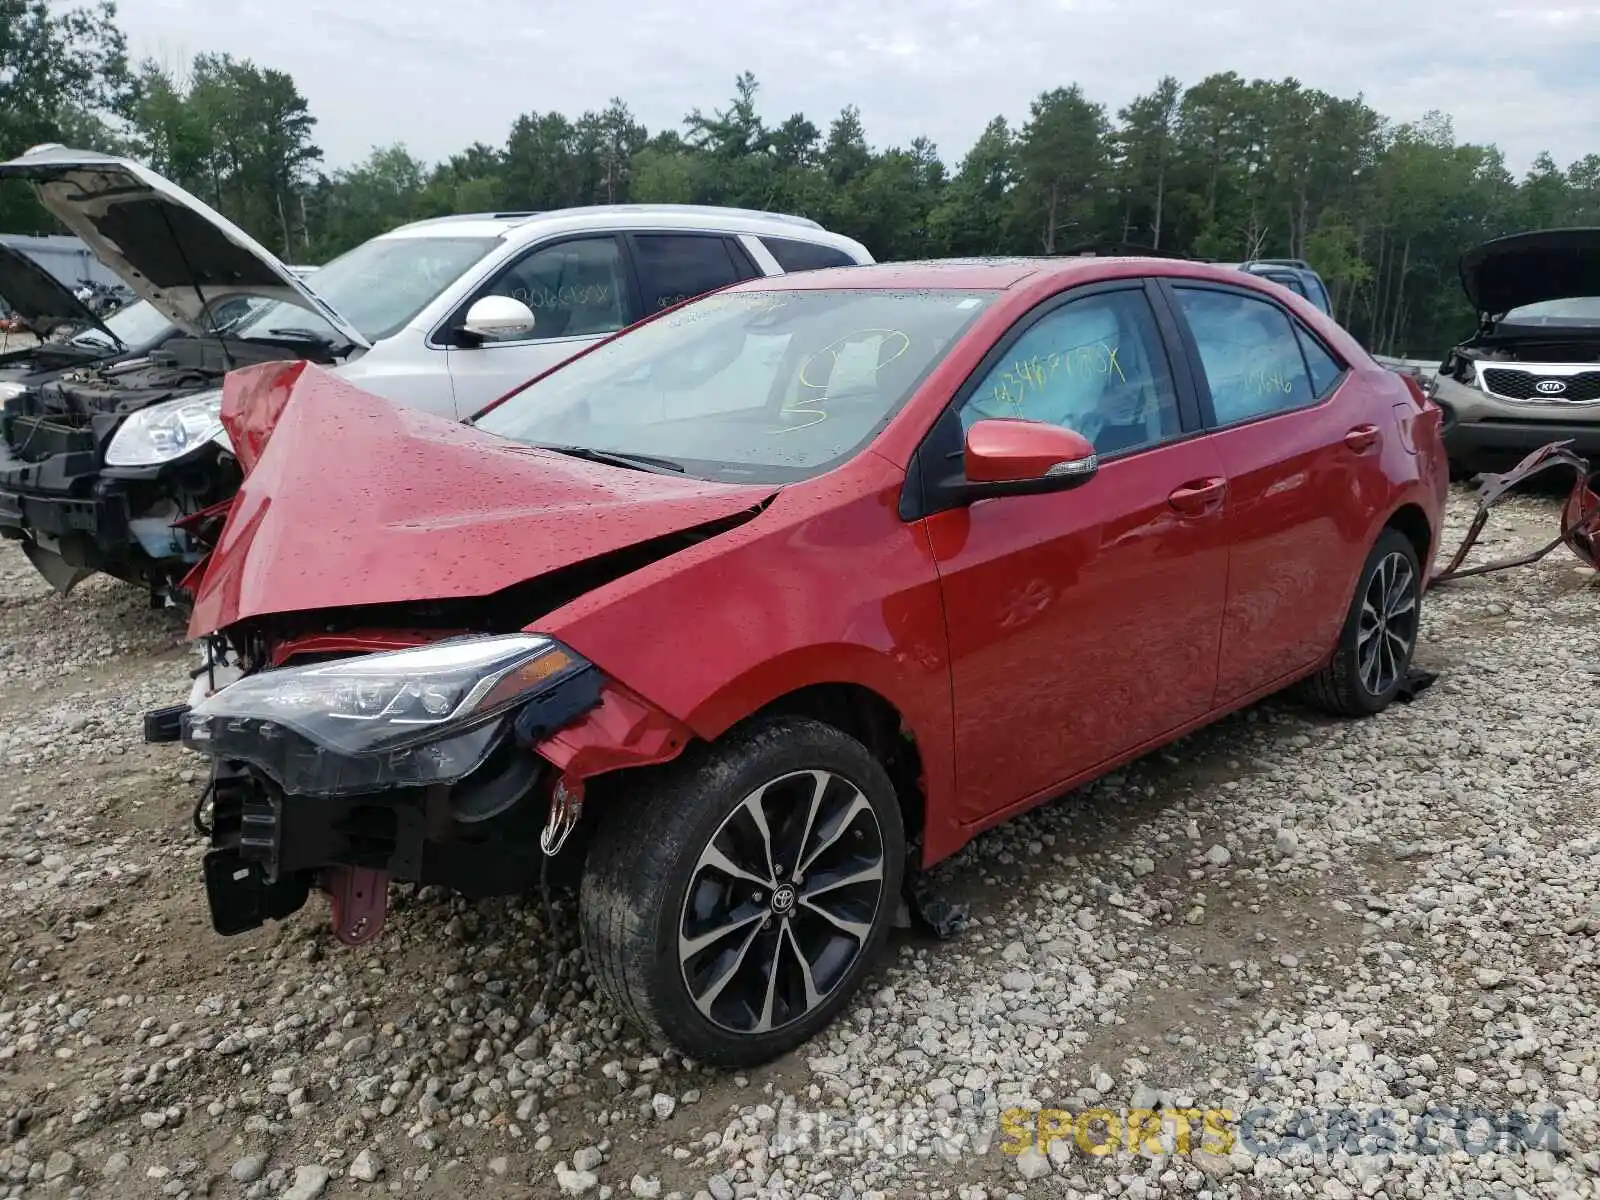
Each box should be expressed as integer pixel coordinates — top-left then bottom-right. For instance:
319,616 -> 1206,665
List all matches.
1296,326 -> 1344,397
761,236 -> 859,273
632,235 -> 747,314
1503,296 -> 1600,324
959,289 -> 1182,457
474,287 -> 996,484
1173,287 -> 1316,425
1265,272 -> 1307,298
1306,276 -> 1332,314
479,236 -> 630,342
240,235 -> 500,345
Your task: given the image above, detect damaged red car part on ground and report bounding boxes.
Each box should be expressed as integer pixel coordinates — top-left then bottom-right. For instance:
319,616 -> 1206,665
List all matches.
149,257 -> 1448,1066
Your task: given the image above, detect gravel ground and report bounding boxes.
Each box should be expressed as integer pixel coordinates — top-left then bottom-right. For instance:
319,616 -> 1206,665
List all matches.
0,485 -> 1595,1200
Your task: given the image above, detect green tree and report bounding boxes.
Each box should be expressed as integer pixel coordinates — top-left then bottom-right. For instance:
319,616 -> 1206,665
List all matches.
0,0 -> 130,230
1014,86 -> 1109,253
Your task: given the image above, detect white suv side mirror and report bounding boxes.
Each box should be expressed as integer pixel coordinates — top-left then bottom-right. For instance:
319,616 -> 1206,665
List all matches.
461,295 -> 536,342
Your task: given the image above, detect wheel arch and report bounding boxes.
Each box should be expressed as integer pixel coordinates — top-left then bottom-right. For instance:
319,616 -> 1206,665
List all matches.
1382,500 -> 1434,578
745,682 -> 928,857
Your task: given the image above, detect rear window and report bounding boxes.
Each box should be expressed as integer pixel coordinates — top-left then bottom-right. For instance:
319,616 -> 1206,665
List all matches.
761,237 -> 860,273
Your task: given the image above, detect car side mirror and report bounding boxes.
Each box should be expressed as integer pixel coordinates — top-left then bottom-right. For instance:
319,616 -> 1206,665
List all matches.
461,296 -> 536,343
959,418 -> 1098,500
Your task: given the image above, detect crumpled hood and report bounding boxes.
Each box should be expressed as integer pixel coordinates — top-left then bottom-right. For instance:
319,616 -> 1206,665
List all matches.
1460,228 -> 1600,317
186,362 -> 773,636
0,241 -> 116,342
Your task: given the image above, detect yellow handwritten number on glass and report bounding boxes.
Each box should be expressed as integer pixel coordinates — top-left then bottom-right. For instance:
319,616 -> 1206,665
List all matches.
778,330 -> 911,434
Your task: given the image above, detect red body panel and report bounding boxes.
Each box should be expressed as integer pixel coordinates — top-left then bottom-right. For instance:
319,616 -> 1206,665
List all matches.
923,435 -> 1230,823
1206,373 -> 1410,702
188,363 -> 773,637
191,258 -> 1448,870
536,453 -> 960,848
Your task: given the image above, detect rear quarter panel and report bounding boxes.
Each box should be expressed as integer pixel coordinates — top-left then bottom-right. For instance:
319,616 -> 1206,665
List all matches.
1345,363 -> 1449,596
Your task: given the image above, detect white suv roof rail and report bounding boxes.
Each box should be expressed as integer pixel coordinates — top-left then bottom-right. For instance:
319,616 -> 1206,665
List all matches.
518,203 -> 824,230
402,205 -> 828,235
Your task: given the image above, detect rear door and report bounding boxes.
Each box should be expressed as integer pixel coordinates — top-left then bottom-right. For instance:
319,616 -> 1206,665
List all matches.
1158,279 -> 1379,702
625,232 -> 762,316
913,279 -> 1232,824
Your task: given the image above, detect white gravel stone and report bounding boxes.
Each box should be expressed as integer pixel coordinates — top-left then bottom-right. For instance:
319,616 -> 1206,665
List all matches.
1014,1147 -> 1050,1180
348,1149 -> 383,1181
282,1164 -> 331,1200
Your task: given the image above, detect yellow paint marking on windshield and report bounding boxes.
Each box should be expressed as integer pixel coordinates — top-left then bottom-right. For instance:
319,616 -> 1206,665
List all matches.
776,330 -> 912,434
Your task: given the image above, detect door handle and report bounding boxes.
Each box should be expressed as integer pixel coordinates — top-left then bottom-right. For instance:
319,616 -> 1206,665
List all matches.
1168,477 -> 1226,515
1344,424 -> 1380,452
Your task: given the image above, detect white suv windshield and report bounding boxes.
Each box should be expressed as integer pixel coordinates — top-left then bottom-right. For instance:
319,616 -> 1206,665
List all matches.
1503,296 -> 1600,325
94,299 -> 171,346
238,235 -> 501,344
474,287 -> 996,484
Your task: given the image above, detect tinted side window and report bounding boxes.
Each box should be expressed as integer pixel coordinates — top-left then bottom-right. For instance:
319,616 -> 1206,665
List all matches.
632,235 -> 745,313
1172,287 -> 1315,425
761,236 -> 858,273
1297,326 -> 1344,397
959,289 -> 1182,457
478,236 -> 629,341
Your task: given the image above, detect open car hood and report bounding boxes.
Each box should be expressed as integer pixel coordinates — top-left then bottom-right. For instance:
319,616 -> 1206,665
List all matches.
0,241 -> 119,343
0,145 -> 370,349
187,361 -> 773,636
1460,228 -> 1600,317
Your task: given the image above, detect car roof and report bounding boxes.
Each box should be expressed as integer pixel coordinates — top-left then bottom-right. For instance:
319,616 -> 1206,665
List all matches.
726,256 -> 1271,293
378,205 -> 856,247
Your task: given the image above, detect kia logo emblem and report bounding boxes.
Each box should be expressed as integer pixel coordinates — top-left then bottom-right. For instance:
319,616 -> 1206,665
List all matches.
1535,379 -> 1568,395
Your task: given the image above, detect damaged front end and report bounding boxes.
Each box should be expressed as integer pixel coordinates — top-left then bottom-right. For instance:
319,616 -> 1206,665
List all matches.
1432,440 -> 1600,583
0,339 -> 332,599
154,633 -> 693,945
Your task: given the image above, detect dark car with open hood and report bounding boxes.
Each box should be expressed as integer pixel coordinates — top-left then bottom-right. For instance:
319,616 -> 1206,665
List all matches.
1429,228 -> 1600,473
151,256 -> 1447,1065
0,144 -> 358,597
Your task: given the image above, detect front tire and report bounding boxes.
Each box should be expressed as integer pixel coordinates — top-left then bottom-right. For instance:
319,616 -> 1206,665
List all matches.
579,716 -> 905,1067
1302,527 -> 1423,717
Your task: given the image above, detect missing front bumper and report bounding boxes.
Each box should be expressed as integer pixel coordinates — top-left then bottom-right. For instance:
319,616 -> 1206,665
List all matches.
1433,440 -> 1600,583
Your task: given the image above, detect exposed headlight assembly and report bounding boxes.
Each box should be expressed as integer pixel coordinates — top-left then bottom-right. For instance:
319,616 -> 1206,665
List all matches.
182,634 -> 597,796
105,389 -> 231,467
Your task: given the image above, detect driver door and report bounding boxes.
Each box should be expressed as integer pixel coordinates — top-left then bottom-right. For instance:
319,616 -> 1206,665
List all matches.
917,280 -> 1231,824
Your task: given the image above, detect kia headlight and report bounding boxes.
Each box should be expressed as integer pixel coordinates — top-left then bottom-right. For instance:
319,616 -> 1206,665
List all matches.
105,389 -> 232,467
181,634 -> 597,796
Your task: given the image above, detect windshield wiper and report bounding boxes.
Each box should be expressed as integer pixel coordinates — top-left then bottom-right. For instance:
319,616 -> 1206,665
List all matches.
529,443 -> 686,474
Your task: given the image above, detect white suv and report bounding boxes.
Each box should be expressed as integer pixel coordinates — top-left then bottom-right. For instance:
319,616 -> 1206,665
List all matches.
5,146 -> 872,432
223,206 -> 875,420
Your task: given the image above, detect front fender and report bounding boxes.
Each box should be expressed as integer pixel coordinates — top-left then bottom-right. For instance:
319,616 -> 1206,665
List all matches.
535,462 -> 958,861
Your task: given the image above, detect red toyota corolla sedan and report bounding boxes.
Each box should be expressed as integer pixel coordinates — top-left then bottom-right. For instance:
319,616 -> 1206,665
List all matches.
160,257 -> 1447,1066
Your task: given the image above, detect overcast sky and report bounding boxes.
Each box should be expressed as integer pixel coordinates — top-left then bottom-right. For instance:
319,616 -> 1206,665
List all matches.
114,0 -> 1598,177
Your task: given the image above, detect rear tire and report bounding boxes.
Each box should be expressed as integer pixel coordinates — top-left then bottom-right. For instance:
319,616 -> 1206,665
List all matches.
579,716 -> 904,1067
1301,527 -> 1422,717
